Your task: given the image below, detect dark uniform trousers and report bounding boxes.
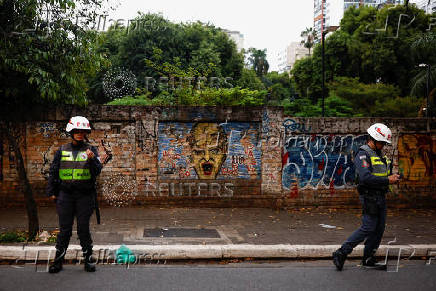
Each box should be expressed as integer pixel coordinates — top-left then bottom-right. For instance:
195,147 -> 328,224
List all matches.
56,189 -> 94,251
340,194 -> 386,258
338,143 -> 391,259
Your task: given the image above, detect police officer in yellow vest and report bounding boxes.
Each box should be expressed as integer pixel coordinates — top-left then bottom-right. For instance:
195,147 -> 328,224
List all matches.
47,116 -> 102,273
332,123 -> 401,271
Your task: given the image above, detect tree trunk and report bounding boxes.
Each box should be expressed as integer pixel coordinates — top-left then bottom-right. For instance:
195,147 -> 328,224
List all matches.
4,124 -> 39,240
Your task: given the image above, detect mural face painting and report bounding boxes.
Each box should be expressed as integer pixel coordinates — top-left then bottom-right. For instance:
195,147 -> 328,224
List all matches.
158,122 -> 262,180
282,134 -> 367,191
189,123 -> 228,179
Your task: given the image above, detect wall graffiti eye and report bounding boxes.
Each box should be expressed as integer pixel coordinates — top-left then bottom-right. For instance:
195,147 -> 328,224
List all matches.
193,150 -> 205,155
102,67 -> 137,100
209,148 -> 219,155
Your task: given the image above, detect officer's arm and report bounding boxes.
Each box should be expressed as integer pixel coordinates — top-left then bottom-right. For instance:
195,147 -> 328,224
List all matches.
354,152 -> 389,188
89,146 -> 103,177
46,149 -> 61,197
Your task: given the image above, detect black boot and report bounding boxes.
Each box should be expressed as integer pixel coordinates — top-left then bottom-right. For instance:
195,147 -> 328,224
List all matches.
362,256 -> 387,270
83,249 -> 96,272
49,248 -> 66,274
362,249 -> 386,270
332,249 -> 347,271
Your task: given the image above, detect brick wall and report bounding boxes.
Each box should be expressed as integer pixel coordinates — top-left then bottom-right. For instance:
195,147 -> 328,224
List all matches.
1,106 -> 435,208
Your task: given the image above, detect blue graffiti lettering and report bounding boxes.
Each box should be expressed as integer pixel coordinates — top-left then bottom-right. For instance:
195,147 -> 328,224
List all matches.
282,135 -> 367,190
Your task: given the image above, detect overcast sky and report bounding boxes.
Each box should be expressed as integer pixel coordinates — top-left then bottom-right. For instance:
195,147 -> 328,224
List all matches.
107,0 -> 314,71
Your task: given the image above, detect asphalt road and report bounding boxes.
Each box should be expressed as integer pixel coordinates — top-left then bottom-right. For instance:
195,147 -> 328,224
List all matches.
1,260 -> 435,291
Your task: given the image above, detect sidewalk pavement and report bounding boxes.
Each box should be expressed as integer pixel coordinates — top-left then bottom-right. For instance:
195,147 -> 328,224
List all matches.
1,207 -> 436,260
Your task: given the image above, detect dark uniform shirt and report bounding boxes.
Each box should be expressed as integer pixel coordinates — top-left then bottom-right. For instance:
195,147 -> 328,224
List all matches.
354,148 -> 389,190
46,142 -> 102,196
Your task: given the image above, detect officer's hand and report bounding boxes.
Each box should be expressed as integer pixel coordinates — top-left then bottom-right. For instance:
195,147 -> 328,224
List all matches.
50,195 -> 57,202
86,149 -> 95,160
388,174 -> 401,184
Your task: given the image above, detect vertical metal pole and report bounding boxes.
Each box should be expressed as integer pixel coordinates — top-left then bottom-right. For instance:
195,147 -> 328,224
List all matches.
322,31 -> 326,117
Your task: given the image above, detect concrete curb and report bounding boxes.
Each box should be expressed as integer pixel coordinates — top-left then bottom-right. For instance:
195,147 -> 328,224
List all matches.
1,244 -> 435,261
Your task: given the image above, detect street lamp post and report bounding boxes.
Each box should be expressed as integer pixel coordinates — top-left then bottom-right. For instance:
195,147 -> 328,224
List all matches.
420,63 -> 431,118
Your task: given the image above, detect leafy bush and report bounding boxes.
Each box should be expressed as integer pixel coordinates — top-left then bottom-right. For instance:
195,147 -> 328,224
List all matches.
373,96 -> 424,117
281,94 -> 354,117
236,69 -> 266,91
328,77 -> 401,116
282,98 -> 320,117
324,95 -> 354,117
107,94 -> 153,106
0,231 -> 27,243
108,87 -> 267,106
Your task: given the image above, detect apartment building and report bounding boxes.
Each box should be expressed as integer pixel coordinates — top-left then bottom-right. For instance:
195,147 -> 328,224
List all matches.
277,42 -> 310,73
412,0 -> 436,14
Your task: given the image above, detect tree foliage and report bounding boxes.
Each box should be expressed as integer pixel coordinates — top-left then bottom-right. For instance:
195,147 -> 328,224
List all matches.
246,48 -> 269,77
1,0 -> 109,109
108,87 -> 267,106
410,32 -> 436,116
236,68 -> 266,91
0,0 -> 111,240
327,77 -> 423,117
262,71 -> 295,105
291,3 -> 435,116
107,51 -> 267,106
300,27 -> 317,56
89,13 -> 244,102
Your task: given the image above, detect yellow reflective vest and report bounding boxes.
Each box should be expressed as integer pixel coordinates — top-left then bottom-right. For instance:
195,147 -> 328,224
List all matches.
360,145 -> 392,178
59,144 -> 91,182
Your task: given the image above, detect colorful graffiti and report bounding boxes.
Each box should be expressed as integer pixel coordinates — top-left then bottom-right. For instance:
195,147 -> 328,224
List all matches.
283,119 -> 312,134
137,120 -> 158,154
158,122 -> 262,180
189,109 -> 217,120
282,134 -> 367,190
38,122 -> 56,138
398,134 -> 436,183
262,110 -> 270,136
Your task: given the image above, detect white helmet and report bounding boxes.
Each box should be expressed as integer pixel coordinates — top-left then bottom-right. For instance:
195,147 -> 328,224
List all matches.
367,123 -> 392,144
66,116 -> 91,133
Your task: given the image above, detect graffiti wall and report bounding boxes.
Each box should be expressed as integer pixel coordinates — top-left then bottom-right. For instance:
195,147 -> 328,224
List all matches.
282,134 -> 367,192
398,134 -> 436,184
0,106 -> 435,208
